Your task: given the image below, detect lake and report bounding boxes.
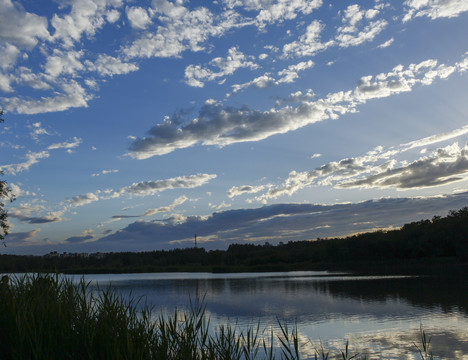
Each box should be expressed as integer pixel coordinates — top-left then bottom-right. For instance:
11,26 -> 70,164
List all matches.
69,270 -> 468,359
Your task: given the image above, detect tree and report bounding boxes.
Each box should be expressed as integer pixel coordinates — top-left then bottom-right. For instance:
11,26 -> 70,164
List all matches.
0,110 -> 15,245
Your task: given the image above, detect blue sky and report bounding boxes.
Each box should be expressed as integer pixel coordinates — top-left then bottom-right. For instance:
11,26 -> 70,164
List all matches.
1,0 -> 468,255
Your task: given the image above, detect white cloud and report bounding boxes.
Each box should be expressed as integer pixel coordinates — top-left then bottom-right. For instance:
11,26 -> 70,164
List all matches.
277,60 -> 314,83
91,169 -> 119,177
335,4 -> 388,48
283,4 -> 387,57
0,71 -> 13,92
378,37 -> 394,48
106,9 -> 121,23
9,183 -> 35,198
282,20 -> 331,57
47,137 -> 82,150
209,201 -> 231,210
86,54 -> 139,77
227,184 -> 267,198
230,60 -> 313,95
28,122 -> 51,141
231,74 -> 276,94
67,192 -> 100,207
129,53 -> 468,159
0,151 -> 50,175
126,6 -> 152,29
223,0 -> 323,26
142,195 -> 188,216
44,50 -> 85,78
10,211 -> 64,224
15,67 -> 51,90
0,0 -> 49,48
0,43 -> 21,70
403,0 -> 468,21
2,80 -> 92,114
122,1 -> 248,60
251,126 -> 468,202
112,173 -> 217,197
51,0 -> 123,48
184,47 -> 258,87
341,142 -> 468,190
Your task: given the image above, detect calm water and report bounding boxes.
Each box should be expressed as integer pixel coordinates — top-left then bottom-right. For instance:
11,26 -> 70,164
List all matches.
69,271 -> 468,359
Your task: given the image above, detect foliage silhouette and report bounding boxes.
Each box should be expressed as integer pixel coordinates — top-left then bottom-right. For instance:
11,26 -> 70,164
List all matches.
0,206 -> 468,273
0,110 -> 15,246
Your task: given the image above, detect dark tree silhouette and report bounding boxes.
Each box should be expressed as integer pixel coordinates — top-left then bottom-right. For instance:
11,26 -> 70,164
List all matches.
0,110 -> 15,245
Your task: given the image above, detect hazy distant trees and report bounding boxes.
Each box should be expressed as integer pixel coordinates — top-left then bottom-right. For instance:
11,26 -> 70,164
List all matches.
0,110 -> 15,245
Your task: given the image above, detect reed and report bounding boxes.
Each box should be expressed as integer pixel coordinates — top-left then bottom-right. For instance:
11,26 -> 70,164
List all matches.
0,273 -> 436,360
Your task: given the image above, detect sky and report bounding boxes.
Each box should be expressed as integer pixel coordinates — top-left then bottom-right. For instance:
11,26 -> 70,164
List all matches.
1,0 -> 468,255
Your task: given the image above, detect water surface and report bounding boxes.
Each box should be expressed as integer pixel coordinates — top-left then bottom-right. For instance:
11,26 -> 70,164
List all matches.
69,271 -> 468,359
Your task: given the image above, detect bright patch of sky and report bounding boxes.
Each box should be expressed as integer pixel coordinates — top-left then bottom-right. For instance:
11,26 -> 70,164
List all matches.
1,0 -> 468,254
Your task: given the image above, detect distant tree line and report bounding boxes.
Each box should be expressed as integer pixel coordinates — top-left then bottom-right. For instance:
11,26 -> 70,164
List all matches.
1,206 -> 468,274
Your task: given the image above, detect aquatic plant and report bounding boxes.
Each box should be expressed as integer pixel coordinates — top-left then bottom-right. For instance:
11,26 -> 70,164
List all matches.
0,273 -> 437,360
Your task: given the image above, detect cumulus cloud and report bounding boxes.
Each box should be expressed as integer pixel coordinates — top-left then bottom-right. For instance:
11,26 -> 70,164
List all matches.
277,60 -> 314,83
66,193 -> 100,207
231,74 -> 276,93
0,0 -> 49,48
282,20 -> 332,57
0,43 -> 21,70
128,53 -> 468,159
282,3 -> 387,57
251,126 -> 468,202
335,4 -> 388,48
126,6 -> 152,29
65,229 -> 94,243
2,80 -> 92,114
14,67 -> 52,90
403,0 -> 468,21
8,173 -> 211,232
230,60 -> 314,95
184,47 -> 258,87
0,151 -> 50,175
6,229 -> 41,245
96,192 -> 468,250
47,137 -> 82,150
378,37 -> 394,48
111,195 -> 188,220
401,125 -> 468,151
223,0 -> 323,26
51,0 -> 123,48
29,122 -> 51,141
0,135 -> 82,175
91,169 -> 119,177
341,142 -> 468,189
86,54 -> 139,77
65,234 -> 94,243
112,173 -> 217,198
0,72 -> 13,93
9,183 -> 34,198
107,9 -> 120,23
122,2 -> 241,59
227,184 -> 267,198
9,203 -> 65,224
10,213 -> 63,224
44,50 -> 85,78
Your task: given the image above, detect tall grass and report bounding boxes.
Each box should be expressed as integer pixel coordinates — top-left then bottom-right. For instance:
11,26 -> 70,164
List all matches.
0,274 -> 435,360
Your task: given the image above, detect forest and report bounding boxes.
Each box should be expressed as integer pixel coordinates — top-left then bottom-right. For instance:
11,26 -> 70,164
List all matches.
1,206 -> 468,274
